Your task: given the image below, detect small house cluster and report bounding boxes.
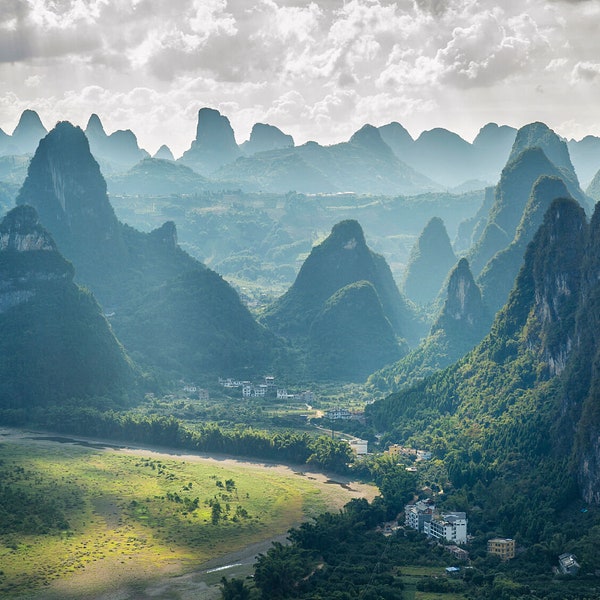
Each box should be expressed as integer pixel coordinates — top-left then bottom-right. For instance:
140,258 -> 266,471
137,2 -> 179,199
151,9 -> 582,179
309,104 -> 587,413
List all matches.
404,499 -> 468,545
218,376 -> 315,403
387,444 -> 432,461
182,384 -> 209,401
324,407 -> 365,421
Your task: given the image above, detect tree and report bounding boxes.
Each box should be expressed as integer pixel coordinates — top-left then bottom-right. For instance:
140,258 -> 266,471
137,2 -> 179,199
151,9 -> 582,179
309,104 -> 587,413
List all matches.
211,500 -> 222,525
220,576 -> 250,600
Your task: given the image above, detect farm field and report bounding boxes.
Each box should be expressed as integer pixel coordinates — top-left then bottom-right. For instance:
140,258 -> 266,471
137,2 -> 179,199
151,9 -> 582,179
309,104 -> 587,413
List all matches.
0,428 -> 376,599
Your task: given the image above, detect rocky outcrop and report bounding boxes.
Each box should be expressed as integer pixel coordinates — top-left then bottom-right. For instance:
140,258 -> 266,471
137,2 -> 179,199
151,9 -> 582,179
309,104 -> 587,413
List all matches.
85,114 -> 149,168
241,123 -> 294,155
0,204 -> 57,253
148,220 -> 178,250
179,107 -> 241,175
0,205 -> 73,312
433,258 -> 487,333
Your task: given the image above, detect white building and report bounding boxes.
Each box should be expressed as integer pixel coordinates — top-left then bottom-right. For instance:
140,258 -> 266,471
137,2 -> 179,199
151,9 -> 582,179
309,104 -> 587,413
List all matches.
423,512 -> 468,545
348,439 -> 368,455
325,407 -> 352,420
405,499 -> 435,532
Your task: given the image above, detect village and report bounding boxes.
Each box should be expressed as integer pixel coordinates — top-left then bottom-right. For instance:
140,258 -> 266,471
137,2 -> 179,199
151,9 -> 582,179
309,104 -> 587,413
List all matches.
178,375 -> 582,580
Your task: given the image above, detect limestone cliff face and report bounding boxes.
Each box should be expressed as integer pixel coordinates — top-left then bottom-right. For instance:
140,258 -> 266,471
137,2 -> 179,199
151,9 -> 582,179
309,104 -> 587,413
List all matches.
530,198 -> 585,375
478,175 -> 573,316
571,203 -> 600,503
149,220 -> 178,250
435,259 -> 486,328
17,121 -> 120,253
0,205 -> 74,313
0,204 -> 56,253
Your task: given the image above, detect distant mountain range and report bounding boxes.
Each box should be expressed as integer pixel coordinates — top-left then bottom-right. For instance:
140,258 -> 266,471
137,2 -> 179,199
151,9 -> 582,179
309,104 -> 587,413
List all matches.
2,110 -> 600,393
3,108 -> 600,195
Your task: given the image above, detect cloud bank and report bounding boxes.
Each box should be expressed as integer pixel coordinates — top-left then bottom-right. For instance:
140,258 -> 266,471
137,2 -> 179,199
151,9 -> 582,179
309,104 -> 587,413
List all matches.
0,0 -> 598,155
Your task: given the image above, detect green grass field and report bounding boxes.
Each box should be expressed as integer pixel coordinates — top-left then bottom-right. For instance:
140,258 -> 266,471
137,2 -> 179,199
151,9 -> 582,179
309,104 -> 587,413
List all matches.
0,432 -> 375,599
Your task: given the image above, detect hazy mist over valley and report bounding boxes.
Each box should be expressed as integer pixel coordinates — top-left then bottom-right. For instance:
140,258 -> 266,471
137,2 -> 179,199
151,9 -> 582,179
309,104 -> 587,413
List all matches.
2,1 -> 600,599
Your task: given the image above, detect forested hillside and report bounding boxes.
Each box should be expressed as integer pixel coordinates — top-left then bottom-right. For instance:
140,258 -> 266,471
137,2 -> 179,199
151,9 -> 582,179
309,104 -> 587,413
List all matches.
368,198 -> 599,550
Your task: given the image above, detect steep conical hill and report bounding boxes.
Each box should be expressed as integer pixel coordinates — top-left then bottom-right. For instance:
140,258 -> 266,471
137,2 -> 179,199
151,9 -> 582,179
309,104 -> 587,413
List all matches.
16,121 -> 123,286
478,175 -> 572,316
0,205 -> 136,407
180,107 -> 241,175
377,122 -> 414,160
370,258 -> 488,392
507,121 -> 590,211
85,114 -> 149,168
153,145 -> 175,161
431,258 -> 489,343
111,268 -> 277,378
508,121 -> 575,176
467,147 -> 574,276
11,110 -> 48,154
307,281 -> 406,381
402,217 -> 456,305
261,219 -> 420,344
241,123 -> 294,155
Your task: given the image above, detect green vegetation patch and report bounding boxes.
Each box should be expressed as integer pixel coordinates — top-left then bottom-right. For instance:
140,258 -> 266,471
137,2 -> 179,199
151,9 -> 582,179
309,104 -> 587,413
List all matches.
0,437 -> 354,598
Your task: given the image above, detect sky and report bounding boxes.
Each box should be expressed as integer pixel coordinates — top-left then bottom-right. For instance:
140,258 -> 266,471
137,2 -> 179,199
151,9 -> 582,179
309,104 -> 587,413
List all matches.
0,0 -> 599,157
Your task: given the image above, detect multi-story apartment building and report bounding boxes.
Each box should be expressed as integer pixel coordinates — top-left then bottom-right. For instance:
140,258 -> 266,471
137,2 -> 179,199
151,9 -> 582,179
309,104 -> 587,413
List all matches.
404,499 -> 435,532
423,512 -> 468,545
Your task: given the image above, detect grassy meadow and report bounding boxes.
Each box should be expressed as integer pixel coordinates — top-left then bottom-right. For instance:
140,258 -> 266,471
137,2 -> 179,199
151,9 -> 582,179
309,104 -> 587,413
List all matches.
0,430 -> 376,599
